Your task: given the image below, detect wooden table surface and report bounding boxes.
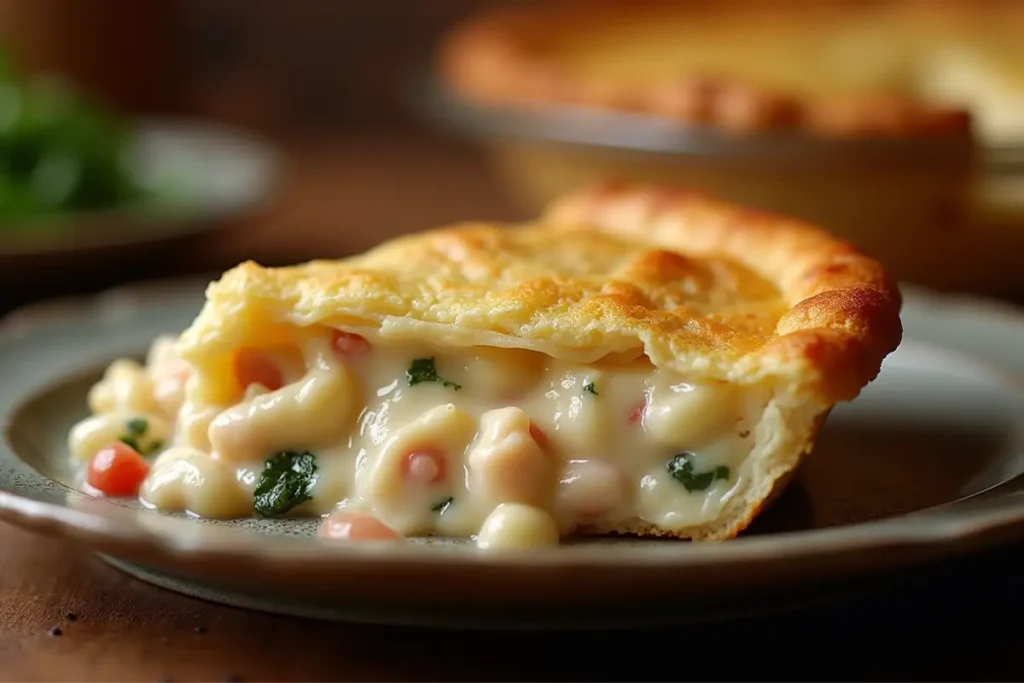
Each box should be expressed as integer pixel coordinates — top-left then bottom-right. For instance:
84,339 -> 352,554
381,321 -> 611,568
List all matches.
3,521 -> 1024,682
2,132 -> 1024,681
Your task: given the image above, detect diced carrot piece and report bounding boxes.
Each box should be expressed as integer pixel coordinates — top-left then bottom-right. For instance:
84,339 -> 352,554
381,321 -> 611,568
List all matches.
529,422 -> 549,450
319,510 -> 401,541
330,330 -> 371,359
629,400 -> 646,425
402,449 -> 447,484
87,442 -> 150,497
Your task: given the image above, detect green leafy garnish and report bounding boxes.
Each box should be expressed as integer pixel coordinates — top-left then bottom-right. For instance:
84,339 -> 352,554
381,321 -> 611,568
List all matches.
583,381 -> 598,395
253,451 -> 318,518
666,452 -> 730,492
431,496 -> 454,514
406,357 -> 461,390
0,68 -> 152,227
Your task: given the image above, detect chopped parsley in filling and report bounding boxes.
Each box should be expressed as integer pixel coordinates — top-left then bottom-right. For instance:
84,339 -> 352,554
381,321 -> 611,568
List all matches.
667,452 -> 730,492
406,357 -> 461,390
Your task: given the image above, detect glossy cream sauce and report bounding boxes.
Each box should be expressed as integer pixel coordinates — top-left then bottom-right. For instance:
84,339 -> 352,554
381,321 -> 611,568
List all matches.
70,330 -> 768,548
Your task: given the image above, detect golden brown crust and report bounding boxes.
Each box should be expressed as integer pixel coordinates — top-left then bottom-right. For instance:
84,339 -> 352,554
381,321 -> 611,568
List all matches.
544,182 -> 903,404
437,0 -> 977,139
180,182 -> 901,410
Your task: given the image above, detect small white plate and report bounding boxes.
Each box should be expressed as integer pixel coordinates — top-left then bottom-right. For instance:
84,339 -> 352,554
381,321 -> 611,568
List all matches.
1,279 -> 1023,629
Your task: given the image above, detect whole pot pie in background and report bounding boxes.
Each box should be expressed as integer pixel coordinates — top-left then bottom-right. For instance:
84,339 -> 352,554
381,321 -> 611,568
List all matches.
68,183 -> 902,549
439,0 -> 1022,140
433,0 -> 1024,295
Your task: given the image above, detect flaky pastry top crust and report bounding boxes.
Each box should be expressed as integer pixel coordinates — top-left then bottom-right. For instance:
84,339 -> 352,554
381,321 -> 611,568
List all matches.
179,184 -> 901,405
436,0 -> 987,138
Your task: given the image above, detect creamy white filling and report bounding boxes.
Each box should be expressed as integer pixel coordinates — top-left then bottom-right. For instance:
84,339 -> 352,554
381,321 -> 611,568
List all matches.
71,331 -> 770,548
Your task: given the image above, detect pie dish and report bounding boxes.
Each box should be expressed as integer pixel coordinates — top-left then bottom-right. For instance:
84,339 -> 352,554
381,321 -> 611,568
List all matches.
427,0 -> 1024,296
438,0 -> 1024,144
65,183 -> 902,547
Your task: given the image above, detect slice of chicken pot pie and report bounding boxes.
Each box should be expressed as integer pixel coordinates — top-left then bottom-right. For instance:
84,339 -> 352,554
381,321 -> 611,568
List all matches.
69,183 -> 901,547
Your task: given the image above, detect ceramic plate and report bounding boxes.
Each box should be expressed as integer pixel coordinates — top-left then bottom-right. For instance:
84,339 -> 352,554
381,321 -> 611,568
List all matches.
2,279 -> 1024,629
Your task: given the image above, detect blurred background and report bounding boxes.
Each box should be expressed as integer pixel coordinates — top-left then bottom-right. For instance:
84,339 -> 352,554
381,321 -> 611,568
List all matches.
0,0 -> 1021,315
0,0 -> 522,314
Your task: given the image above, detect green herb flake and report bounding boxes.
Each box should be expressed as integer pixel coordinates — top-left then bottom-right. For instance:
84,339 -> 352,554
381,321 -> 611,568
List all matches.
431,496 -> 454,514
583,381 -> 599,396
119,418 -> 148,450
126,418 -> 148,436
118,418 -> 164,455
666,452 -> 730,492
253,451 -> 318,518
406,357 -> 461,390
